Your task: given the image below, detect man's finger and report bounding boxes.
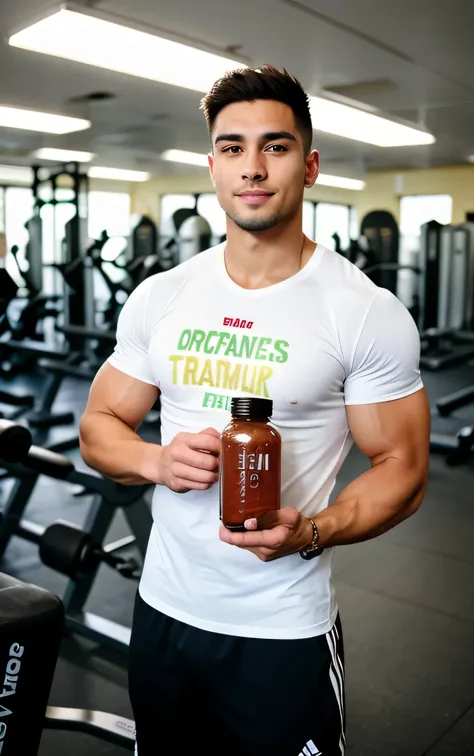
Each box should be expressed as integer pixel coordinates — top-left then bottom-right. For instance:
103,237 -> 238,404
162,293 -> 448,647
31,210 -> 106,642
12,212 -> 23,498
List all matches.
219,524 -> 288,549
173,462 -> 219,485
179,447 -> 220,472
244,509 -> 298,532
186,433 -> 221,455
199,427 -> 221,439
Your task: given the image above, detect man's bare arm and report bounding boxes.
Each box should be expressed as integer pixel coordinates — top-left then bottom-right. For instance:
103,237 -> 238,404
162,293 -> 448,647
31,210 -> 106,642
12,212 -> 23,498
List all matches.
79,363 -> 221,489
79,363 -> 162,484
314,388 -> 430,547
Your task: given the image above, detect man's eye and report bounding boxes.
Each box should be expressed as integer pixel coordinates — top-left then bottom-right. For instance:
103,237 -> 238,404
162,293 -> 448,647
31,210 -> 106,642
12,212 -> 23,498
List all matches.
224,146 -> 242,154
267,144 -> 287,152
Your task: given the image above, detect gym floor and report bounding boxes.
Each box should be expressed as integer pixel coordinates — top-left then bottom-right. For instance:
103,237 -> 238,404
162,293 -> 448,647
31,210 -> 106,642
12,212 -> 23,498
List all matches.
1,366 -> 474,755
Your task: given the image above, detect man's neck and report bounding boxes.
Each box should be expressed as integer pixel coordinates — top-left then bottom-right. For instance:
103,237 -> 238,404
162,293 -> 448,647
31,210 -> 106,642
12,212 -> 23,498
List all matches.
224,215 -> 315,290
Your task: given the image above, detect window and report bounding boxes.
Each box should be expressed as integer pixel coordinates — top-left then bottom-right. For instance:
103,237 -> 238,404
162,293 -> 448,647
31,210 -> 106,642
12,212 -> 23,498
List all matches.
315,203 -> 350,250
87,192 -> 131,303
38,187 -> 77,265
88,191 -> 131,240
4,187 -> 35,285
398,194 -> 453,311
399,194 -> 452,263
349,207 -> 359,240
5,187 -> 34,252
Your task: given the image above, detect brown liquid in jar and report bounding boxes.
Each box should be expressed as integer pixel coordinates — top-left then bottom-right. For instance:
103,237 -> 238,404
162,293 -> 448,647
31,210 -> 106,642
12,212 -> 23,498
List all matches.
220,397 -> 281,531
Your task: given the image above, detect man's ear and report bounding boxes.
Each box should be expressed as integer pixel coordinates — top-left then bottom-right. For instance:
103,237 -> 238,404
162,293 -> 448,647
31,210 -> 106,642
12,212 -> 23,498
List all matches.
305,150 -> 319,188
208,153 -> 215,187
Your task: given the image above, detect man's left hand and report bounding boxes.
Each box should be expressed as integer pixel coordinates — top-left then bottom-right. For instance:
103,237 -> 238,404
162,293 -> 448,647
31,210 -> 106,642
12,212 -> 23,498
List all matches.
219,508 -> 313,562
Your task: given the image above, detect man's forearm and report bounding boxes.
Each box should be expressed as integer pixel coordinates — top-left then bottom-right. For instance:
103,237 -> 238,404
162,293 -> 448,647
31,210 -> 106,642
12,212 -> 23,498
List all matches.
315,457 -> 427,548
79,411 -> 162,485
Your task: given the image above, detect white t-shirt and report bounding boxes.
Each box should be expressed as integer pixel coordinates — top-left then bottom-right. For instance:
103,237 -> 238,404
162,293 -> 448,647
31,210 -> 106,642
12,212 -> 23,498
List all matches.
108,242 -> 423,640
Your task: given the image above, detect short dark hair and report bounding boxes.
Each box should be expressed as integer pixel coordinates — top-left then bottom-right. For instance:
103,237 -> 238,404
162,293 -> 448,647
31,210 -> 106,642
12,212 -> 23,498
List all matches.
200,64 -> 313,154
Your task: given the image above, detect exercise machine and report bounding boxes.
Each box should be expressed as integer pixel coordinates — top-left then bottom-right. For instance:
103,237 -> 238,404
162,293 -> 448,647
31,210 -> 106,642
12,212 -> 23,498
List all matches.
360,210 -> 400,293
0,421 -> 136,752
177,213 -> 212,263
88,217 -> 163,329
418,221 -> 474,370
0,225 -> 61,350
429,383 -> 474,465
0,569 -> 135,755
0,419 -> 153,654
334,214 -> 421,322
160,206 -> 212,269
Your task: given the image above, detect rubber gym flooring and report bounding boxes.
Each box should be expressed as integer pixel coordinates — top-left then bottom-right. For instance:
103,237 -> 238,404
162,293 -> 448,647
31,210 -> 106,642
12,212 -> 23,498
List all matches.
1,365 -> 474,755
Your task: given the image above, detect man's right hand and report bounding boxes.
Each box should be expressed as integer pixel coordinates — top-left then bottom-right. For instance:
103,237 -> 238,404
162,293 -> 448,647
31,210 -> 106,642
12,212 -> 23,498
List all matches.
153,427 -> 221,493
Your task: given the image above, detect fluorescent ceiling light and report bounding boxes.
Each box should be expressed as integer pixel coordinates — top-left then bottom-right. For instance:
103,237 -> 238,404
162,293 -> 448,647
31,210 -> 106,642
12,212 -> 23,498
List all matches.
162,149 -> 209,167
88,166 -> 150,181
0,104 -> 90,135
9,8 -> 434,147
317,174 -> 365,191
32,147 -> 94,162
0,165 -> 33,184
9,9 -> 243,94
309,97 -> 434,147
160,149 -> 364,190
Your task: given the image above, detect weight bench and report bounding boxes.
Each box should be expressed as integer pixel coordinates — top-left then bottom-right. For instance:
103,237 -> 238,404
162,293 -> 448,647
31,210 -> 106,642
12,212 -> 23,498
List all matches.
0,570 -> 135,755
0,426 -> 153,654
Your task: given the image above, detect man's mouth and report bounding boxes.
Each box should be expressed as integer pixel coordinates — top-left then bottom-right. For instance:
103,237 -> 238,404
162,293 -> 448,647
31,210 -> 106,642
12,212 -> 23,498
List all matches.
237,191 -> 274,205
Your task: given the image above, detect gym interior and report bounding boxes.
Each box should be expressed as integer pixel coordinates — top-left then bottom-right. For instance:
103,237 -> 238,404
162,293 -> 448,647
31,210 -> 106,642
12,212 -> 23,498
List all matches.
1,1 -> 474,754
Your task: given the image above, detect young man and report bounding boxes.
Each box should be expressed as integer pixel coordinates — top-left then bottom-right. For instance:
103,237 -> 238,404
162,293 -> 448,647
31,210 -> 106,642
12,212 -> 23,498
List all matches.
79,65 -> 430,756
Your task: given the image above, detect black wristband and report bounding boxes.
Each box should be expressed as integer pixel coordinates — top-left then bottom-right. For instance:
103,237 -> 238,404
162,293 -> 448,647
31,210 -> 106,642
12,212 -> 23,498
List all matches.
299,518 -> 324,560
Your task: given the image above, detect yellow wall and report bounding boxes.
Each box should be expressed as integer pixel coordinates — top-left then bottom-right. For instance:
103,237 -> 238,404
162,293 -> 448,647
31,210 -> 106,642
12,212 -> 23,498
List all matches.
129,164 -> 474,227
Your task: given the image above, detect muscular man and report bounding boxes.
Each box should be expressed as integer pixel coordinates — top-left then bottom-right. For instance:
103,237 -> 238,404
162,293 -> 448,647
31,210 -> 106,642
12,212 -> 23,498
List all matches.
79,64 -> 430,756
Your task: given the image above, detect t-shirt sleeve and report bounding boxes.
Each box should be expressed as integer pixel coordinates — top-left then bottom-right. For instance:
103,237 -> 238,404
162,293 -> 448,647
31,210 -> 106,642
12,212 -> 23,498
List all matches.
107,279 -> 156,386
344,289 -> 423,405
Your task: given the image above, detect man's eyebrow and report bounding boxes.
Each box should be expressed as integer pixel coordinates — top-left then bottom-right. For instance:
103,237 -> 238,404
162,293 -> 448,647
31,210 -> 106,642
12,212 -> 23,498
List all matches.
214,133 -> 244,144
262,131 -> 297,143
214,131 -> 298,145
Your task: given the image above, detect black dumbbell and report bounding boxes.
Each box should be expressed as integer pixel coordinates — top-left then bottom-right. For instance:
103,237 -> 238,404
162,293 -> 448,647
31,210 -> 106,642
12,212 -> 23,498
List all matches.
0,418 -> 32,462
39,521 -> 140,580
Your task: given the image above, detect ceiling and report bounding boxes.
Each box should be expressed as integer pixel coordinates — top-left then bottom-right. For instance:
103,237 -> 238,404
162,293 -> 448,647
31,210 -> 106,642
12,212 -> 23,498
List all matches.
1,0 -> 474,180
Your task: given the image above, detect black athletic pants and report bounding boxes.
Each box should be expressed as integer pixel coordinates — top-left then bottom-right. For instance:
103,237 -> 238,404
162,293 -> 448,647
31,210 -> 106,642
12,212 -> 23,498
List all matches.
129,591 -> 346,756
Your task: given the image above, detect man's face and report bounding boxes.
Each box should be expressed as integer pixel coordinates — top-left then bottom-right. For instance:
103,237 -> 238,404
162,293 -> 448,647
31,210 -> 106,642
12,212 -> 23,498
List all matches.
208,99 -> 319,233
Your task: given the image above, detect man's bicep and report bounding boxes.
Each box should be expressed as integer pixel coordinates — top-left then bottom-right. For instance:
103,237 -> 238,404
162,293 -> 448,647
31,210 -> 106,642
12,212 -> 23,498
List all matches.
84,363 -> 160,431
346,389 -> 430,469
